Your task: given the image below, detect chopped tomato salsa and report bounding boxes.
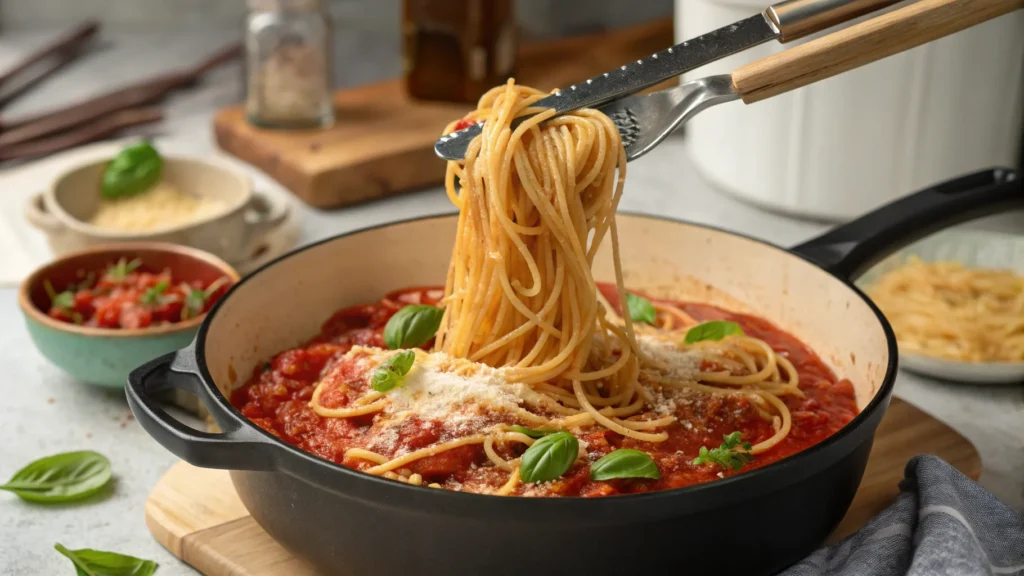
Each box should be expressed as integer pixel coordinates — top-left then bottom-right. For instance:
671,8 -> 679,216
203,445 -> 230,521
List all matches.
43,257 -> 232,329
231,285 -> 859,496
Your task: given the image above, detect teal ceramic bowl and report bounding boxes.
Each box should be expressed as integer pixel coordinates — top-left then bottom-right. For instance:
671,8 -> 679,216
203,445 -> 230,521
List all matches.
19,242 -> 240,389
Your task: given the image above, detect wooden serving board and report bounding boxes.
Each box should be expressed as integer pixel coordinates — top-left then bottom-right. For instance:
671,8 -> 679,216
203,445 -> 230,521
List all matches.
145,398 -> 981,576
213,20 -> 675,209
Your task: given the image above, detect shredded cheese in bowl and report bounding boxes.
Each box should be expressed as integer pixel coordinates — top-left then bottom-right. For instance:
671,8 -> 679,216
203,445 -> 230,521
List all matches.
88,181 -> 227,233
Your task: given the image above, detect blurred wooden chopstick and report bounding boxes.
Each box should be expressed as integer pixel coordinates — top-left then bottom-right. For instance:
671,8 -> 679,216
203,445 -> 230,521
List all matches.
0,21 -> 99,94
0,107 -> 163,162
0,42 -> 241,148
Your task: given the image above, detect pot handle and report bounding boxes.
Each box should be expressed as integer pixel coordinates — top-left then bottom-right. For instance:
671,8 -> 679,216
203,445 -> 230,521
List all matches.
791,167 -> 1022,281
126,346 -> 278,471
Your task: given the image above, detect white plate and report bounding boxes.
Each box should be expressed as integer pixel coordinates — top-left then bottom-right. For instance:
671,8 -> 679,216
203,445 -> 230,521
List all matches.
857,229 -> 1024,385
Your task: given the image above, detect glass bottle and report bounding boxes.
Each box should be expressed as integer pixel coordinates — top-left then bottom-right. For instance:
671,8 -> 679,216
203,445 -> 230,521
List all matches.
244,0 -> 335,129
402,0 -> 517,104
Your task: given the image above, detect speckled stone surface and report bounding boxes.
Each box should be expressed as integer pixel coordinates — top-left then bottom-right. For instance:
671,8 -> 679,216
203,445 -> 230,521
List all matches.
1,28 -> 1021,576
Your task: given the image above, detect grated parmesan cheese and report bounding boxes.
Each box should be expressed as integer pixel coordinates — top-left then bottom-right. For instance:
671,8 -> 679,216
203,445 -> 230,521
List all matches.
89,181 -> 227,232
349,347 -> 548,424
637,334 -> 703,381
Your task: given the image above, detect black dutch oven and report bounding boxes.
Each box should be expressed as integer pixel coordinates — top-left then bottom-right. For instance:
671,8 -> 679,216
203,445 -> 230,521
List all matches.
127,168 -> 1020,576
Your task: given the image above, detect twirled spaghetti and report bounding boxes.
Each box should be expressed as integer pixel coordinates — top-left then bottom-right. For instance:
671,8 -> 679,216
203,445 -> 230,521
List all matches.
232,80 -> 859,497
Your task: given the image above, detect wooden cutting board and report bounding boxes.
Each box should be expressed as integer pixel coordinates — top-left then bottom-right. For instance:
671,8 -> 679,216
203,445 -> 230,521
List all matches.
212,19 -> 675,209
145,397 -> 981,576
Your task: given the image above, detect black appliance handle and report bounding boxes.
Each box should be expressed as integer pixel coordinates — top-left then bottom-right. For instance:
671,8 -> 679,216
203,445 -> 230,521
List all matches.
791,167 -> 1022,281
126,347 -> 278,471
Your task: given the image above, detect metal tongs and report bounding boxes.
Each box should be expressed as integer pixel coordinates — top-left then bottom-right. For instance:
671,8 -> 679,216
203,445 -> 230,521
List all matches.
436,0 -> 1023,163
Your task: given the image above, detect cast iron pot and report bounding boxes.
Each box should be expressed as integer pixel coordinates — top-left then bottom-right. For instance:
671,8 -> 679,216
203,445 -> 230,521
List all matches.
127,168 -> 1020,576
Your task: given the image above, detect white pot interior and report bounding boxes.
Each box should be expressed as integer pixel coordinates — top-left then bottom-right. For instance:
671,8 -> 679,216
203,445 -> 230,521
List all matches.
203,214 -> 889,411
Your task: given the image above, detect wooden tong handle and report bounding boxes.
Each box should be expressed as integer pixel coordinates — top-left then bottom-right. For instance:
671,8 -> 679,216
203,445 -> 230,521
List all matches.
732,0 -> 1024,104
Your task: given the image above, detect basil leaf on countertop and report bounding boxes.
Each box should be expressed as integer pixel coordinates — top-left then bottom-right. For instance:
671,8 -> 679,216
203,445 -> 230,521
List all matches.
684,320 -> 745,344
509,425 -> 558,439
590,449 -> 660,481
625,292 -> 657,325
370,350 -> 417,393
54,543 -> 158,576
0,451 -> 111,503
519,431 -> 579,483
383,305 -> 445,350
101,141 -> 163,200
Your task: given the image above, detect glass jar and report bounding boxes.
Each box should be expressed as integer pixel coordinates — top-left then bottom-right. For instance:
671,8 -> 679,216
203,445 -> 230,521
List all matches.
402,0 -> 516,103
244,0 -> 335,129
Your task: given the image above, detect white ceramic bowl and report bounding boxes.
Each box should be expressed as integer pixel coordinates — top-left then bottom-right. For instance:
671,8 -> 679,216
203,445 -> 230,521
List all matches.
23,155 -> 291,266
857,229 -> 1024,385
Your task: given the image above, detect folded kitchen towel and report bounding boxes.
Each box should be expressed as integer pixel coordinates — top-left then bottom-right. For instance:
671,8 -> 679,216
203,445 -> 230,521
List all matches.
783,455 -> 1024,576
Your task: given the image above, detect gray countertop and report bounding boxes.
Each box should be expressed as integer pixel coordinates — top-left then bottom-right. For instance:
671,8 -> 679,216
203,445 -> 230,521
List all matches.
1,30 -> 1022,576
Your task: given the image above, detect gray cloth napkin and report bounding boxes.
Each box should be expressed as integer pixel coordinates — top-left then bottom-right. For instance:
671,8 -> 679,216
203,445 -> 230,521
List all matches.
783,455 -> 1024,576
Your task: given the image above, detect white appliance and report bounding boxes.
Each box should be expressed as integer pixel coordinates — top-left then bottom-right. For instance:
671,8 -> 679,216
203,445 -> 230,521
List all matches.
674,0 -> 1024,222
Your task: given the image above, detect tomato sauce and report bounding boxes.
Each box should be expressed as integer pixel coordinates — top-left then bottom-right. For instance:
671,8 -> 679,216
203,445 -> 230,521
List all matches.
231,285 -> 859,497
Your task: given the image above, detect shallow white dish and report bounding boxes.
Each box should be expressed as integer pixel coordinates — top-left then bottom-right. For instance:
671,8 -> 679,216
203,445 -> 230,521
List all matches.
857,229 -> 1024,385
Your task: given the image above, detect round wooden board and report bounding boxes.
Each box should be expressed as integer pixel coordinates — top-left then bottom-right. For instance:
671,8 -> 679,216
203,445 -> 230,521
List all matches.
144,397 -> 981,576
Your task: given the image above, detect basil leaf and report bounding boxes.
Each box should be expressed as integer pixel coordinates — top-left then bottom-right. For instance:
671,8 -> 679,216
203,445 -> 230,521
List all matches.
0,451 -> 111,503
182,288 -> 206,319
55,543 -> 158,576
370,350 -> 416,393
692,431 -> 754,471
383,305 -> 445,350
590,449 -> 660,481
625,292 -> 656,325
684,320 -> 744,344
106,258 -> 143,282
101,141 -> 163,199
53,291 -> 75,310
140,281 -> 169,306
519,431 -> 579,483
510,425 -> 557,439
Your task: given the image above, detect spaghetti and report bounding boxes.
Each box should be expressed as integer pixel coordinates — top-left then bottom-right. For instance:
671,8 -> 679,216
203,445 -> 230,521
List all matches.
867,256 -> 1024,362
234,80 -> 859,497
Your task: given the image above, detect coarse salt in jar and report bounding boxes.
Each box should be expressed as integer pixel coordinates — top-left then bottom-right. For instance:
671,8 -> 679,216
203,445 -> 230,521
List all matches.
244,0 -> 335,129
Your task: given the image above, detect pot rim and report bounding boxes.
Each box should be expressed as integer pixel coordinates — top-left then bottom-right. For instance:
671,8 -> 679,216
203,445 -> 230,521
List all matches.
188,209 -> 898,511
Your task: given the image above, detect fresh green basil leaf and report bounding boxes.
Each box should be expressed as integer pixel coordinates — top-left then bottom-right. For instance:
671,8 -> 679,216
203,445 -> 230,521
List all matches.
54,543 -> 158,576
370,350 -> 416,392
53,291 -> 75,310
184,289 -> 206,317
107,258 -> 143,282
519,431 -> 579,483
384,349 -> 416,376
625,292 -> 657,325
383,305 -> 445,350
683,320 -> 744,344
101,141 -> 163,199
0,451 -> 111,503
509,425 -> 558,439
692,431 -> 754,471
590,449 -> 660,481
140,281 -> 169,306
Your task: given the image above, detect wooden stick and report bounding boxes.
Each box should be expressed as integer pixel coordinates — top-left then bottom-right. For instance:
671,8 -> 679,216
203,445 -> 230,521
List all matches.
0,107 -> 163,162
0,21 -> 99,91
731,0 -> 1024,104
0,43 -> 240,146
